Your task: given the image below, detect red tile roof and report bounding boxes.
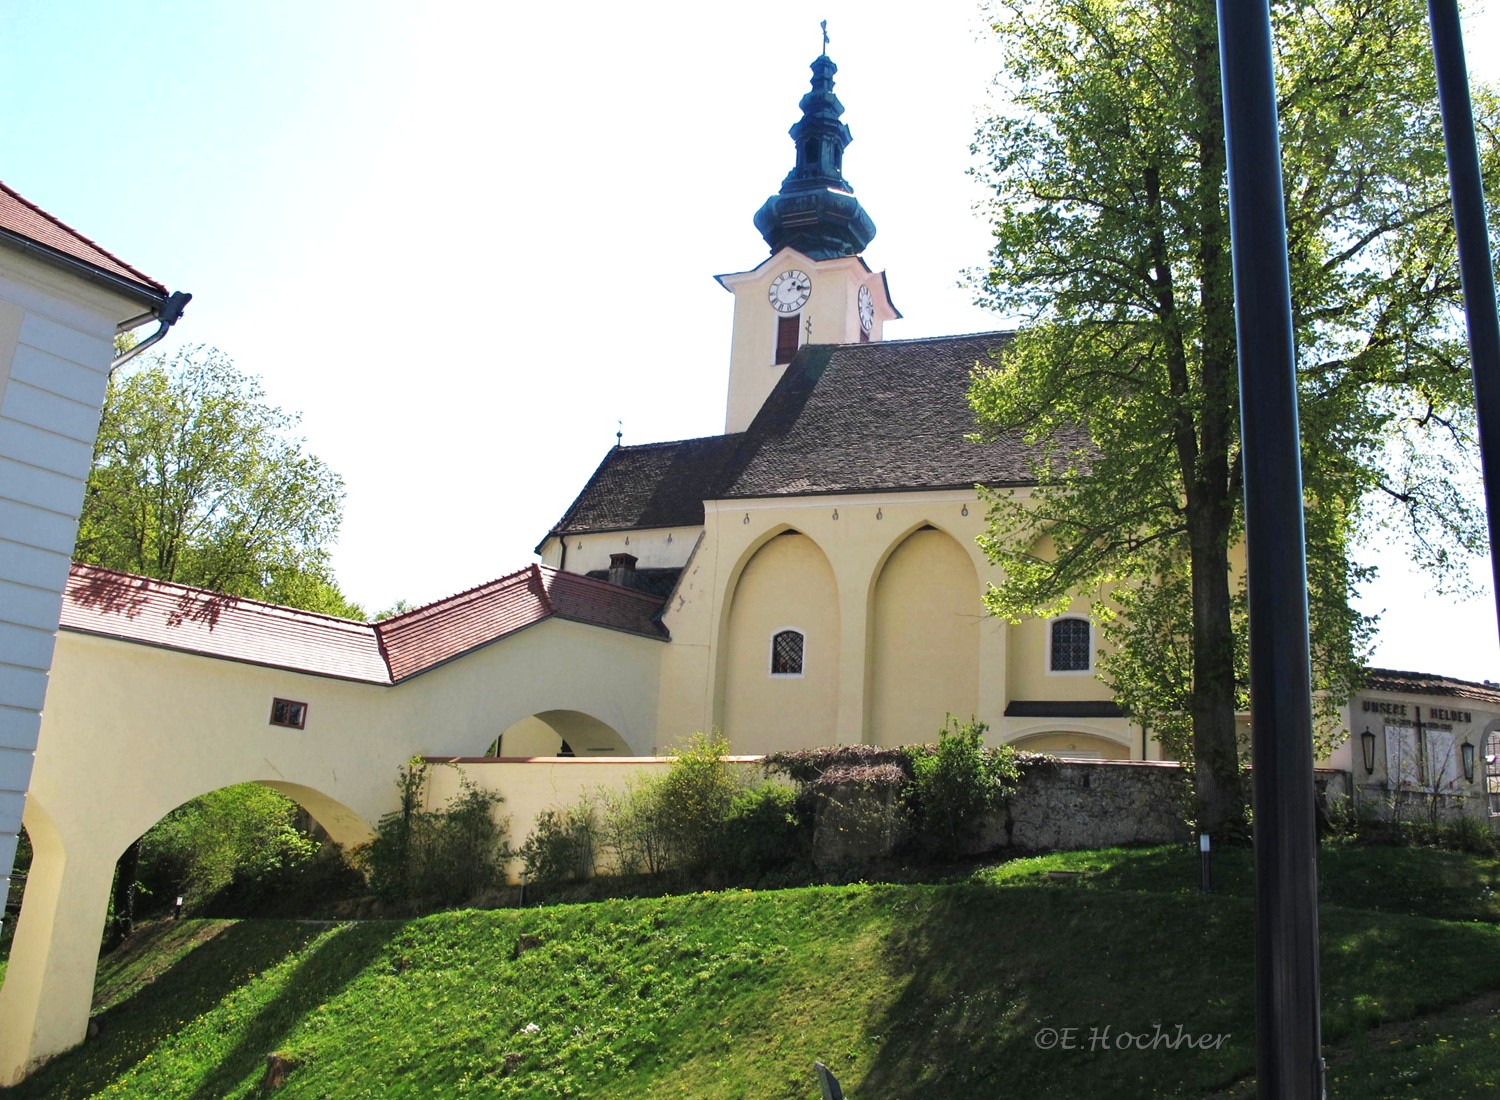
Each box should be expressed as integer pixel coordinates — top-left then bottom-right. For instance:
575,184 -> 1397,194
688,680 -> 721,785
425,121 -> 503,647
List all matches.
60,562 -> 666,684
1363,667 -> 1500,707
62,564 -> 389,682
0,181 -> 167,296
374,565 -> 666,682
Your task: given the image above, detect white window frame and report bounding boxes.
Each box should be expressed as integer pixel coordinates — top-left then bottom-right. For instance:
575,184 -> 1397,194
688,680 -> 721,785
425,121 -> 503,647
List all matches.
1045,615 -> 1094,675
769,627 -> 806,678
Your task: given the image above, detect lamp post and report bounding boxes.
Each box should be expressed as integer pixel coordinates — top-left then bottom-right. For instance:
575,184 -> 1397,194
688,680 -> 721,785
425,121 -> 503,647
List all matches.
1361,728 -> 1377,776
1462,739 -> 1476,783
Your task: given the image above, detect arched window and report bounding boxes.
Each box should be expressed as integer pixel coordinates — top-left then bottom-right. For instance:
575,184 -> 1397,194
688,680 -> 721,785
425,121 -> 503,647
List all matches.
1484,730 -> 1500,816
770,629 -> 805,676
1048,616 -> 1092,673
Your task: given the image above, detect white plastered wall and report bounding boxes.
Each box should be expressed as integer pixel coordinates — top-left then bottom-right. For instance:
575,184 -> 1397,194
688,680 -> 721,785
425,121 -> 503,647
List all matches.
0,251 -> 146,957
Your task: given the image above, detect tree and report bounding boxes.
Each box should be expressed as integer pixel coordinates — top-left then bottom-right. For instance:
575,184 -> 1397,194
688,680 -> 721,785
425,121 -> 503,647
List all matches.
75,344 -> 363,618
968,0 -> 1492,833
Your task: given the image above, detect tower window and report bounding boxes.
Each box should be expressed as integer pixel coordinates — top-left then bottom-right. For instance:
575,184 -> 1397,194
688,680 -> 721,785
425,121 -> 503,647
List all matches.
1048,617 -> 1092,673
771,629 -> 805,676
775,314 -> 801,364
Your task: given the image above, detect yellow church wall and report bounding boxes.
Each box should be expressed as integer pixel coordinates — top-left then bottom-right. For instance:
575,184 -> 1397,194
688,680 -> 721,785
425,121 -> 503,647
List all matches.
656,490 -> 1046,751
1008,731 -> 1133,759
721,531 -> 841,754
539,526 -> 702,574
869,527 -> 981,746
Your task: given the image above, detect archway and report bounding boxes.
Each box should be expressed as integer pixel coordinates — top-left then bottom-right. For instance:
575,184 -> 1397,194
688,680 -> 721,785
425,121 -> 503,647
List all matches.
488,710 -> 633,757
1008,731 -> 1131,759
869,526 -> 980,747
721,530 -> 840,753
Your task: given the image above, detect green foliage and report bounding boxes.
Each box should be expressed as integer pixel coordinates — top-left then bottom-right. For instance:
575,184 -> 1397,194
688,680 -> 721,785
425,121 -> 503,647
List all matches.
967,0 -> 1493,829
652,732 -> 744,872
360,759 -> 509,905
518,797 -> 599,884
137,784 -> 322,911
903,719 -> 1021,858
16,846 -> 1500,1099
75,344 -> 363,618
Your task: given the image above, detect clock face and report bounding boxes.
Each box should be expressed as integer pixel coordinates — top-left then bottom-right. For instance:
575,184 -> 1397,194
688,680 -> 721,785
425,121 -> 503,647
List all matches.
769,269 -> 812,314
858,284 -> 875,332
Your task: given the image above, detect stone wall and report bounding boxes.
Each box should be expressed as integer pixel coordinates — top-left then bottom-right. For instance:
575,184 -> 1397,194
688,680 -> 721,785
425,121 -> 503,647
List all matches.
983,759 -> 1194,852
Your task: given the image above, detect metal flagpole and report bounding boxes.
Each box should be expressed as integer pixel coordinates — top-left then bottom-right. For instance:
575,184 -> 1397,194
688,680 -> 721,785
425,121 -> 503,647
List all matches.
1428,0 -> 1500,637
1214,3 -> 1325,1097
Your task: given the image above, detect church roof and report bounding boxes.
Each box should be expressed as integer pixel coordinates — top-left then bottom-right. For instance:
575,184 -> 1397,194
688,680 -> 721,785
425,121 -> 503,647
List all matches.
61,562 -> 666,685
0,180 -> 168,297
548,330 -> 1047,539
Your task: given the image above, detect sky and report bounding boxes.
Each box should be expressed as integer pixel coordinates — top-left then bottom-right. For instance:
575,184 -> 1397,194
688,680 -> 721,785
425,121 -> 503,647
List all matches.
2,0 -> 1498,682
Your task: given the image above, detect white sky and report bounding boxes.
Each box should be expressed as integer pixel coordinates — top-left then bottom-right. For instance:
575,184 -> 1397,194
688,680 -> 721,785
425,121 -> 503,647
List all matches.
2,1 -> 1497,681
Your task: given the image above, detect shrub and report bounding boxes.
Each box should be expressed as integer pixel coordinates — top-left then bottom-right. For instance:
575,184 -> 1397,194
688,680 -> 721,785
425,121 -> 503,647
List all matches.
903,718 -> 1020,859
721,783 -> 802,875
654,732 -> 744,872
519,797 -> 599,884
360,759 -> 508,905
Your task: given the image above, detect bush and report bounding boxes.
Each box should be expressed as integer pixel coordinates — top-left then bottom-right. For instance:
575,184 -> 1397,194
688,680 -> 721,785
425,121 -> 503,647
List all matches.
721,783 -> 803,875
519,797 -> 599,884
360,758 -> 509,905
902,718 -> 1020,859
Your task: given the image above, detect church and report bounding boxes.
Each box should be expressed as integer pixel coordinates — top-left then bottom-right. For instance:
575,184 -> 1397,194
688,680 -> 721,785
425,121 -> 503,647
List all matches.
525,49 -> 1136,761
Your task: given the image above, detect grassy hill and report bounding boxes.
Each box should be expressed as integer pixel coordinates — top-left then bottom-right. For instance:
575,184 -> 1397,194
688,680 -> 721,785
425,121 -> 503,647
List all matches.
7,844 -> 1500,1098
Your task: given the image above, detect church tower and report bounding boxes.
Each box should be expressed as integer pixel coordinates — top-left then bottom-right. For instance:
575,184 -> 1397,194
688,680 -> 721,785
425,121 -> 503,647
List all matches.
717,45 -> 899,433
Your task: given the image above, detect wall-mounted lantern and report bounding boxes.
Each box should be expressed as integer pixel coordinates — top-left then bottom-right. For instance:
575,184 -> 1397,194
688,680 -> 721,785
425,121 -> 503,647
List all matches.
1462,738 -> 1476,783
1360,727 -> 1377,775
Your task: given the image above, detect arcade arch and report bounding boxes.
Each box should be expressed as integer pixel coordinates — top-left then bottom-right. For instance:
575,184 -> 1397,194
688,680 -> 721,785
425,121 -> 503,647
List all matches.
720,530 -> 840,753
868,525 -> 980,747
1007,730 -> 1132,759
489,710 -> 633,757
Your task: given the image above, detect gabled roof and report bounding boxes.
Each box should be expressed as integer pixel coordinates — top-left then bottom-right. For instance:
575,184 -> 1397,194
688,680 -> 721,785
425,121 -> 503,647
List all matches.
547,331 -> 1054,538
1363,668 -> 1500,707
0,181 -> 167,297
61,562 -> 666,684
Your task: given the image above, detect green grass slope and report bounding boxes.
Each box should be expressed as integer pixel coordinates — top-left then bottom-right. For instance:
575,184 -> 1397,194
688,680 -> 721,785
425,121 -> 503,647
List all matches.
7,846 -> 1500,1099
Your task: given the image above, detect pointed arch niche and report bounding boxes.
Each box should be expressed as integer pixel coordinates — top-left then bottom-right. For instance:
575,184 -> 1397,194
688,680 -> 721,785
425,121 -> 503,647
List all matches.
722,531 -> 840,753
870,526 -> 980,747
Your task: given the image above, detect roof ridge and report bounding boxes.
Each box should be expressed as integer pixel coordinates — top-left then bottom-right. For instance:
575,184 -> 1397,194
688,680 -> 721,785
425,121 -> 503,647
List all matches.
373,564 -> 542,628
0,180 -> 164,290
66,562 -> 373,630
1366,666 -> 1499,690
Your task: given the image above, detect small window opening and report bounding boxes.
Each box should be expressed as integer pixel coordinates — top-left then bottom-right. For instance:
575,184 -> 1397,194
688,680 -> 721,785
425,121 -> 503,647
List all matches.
775,314 -> 801,364
802,139 -> 819,167
771,629 -> 805,676
270,698 -> 308,729
1049,618 -> 1091,673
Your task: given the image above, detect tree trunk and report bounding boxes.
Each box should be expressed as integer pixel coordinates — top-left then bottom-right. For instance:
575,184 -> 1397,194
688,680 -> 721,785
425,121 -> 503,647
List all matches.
104,840 -> 141,951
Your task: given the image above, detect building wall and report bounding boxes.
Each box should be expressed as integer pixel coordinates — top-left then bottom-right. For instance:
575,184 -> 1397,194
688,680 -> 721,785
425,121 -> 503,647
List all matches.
721,531 -> 841,754
869,526 -> 980,746
657,488 -> 1134,755
0,252 -> 144,934
539,525 -> 700,574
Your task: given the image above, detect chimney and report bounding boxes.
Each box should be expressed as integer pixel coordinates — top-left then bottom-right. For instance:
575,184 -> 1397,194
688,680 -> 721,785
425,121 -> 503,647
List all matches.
608,552 -> 638,587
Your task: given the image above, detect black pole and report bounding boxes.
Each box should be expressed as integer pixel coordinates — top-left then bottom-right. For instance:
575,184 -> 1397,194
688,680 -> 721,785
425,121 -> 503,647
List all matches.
1428,0 -> 1500,635
1215,4 -> 1325,1098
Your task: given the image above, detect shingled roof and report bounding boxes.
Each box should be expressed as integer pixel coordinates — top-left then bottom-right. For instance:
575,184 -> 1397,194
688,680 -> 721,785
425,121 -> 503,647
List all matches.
0,181 -> 167,297
61,562 -> 666,684
1363,668 -> 1500,707
547,331 -> 1051,539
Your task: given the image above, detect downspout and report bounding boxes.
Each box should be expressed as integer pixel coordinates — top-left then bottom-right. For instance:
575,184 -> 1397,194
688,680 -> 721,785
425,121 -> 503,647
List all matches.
112,290 -> 192,370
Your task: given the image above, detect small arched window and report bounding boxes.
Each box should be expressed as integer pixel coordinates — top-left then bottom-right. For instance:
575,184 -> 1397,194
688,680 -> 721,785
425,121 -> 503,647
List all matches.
1048,616 -> 1092,673
771,629 -> 805,676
